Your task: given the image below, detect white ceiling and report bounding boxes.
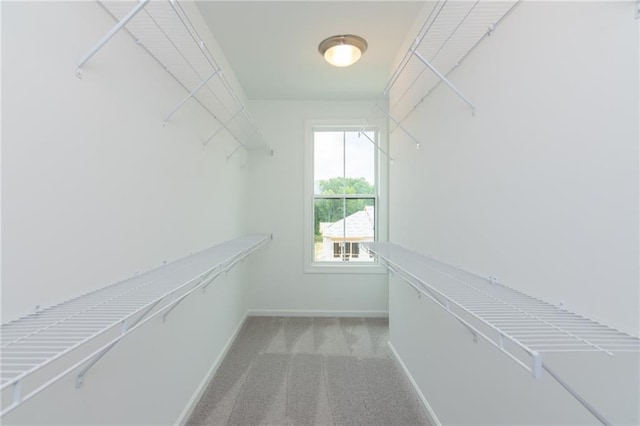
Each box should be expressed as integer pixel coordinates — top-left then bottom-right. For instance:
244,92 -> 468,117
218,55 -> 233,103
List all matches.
196,1 -> 425,101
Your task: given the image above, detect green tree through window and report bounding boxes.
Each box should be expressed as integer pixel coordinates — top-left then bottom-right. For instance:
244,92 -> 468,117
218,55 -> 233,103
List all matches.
314,177 -> 374,238
312,129 -> 377,263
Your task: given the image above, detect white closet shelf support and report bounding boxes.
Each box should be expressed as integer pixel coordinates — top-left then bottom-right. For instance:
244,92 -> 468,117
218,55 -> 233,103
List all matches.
363,242 -> 638,425
203,108 -> 243,147
76,0 -> 151,77
358,131 -> 393,163
362,242 -> 640,378
410,48 -> 475,114
376,104 -> 422,149
78,0 -> 267,152
226,145 -> 243,161
364,1 -> 522,149
163,68 -> 221,125
0,234 -> 270,418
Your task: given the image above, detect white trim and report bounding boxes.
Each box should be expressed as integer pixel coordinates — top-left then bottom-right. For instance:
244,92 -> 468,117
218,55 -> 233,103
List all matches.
247,309 -> 389,318
387,341 -> 441,426
175,313 -> 249,426
304,263 -> 387,274
303,119 -> 389,274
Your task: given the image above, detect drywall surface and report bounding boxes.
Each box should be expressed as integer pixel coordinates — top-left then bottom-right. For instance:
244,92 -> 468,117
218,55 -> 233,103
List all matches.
245,100 -> 388,316
390,274 -> 639,425
2,0 -> 250,322
2,1 -> 253,424
388,1 -> 639,425
2,265 -> 251,425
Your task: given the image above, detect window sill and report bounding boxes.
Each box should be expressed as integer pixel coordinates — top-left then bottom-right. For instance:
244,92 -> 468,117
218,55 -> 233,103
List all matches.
304,262 -> 387,275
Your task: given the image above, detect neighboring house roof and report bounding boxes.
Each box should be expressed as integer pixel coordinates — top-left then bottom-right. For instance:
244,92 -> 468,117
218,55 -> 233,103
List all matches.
323,206 -> 374,239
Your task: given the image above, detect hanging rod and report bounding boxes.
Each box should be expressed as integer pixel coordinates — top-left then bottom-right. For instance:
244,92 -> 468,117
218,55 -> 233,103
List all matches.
0,234 -> 270,417
363,242 -> 639,425
362,242 -> 640,375
162,0 -> 238,123
388,0 -> 479,114
384,0 -> 481,114
383,0 -> 448,96
78,0 -> 267,153
158,0 -> 265,151
389,1 -> 523,134
365,1 -> 521,150
167,0 -> 266,151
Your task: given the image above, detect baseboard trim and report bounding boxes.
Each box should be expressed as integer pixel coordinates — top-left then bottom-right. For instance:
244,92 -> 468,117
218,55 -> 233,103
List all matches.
175,313 -> 249,426
387,341 -> 441,426
246,309 -> 389,318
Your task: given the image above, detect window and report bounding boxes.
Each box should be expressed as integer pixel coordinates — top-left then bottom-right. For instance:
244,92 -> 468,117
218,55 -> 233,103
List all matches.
304,121 -> 387,273
333,242 -> 360,260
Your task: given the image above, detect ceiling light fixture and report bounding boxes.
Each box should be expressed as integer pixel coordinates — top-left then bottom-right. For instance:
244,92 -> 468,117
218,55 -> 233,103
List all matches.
318,35 -> 367,67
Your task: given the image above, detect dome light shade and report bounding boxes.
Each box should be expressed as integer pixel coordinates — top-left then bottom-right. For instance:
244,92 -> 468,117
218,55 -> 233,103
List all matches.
318,35 -> 367,67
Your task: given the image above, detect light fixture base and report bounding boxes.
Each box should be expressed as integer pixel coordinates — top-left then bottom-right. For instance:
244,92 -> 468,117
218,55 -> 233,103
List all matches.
318,34 -> 368,67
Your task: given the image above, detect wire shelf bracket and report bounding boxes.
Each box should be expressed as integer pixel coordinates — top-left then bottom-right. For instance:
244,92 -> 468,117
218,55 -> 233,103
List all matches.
362,242 -> 639,425
203,108 -> 243,147
364,242 -> 640,369
365,1 -> 522,152
163,69 -> 221,125
375,104 -> 422,149
226,145 -> 243,162
0,234 -> 270,418
75,0 -> 151,78
76,0 -> 269,154
410,49 -> 476,115
358,130 -> 394,163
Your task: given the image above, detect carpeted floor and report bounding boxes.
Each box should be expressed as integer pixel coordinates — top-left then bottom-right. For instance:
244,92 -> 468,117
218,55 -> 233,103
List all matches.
187,316 -> 431,426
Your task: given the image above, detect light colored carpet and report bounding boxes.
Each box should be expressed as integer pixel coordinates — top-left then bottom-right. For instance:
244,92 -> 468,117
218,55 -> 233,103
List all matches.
187,317 -> 431,426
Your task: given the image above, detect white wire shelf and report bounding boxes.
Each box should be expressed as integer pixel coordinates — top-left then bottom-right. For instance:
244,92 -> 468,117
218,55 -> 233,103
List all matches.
362,242 -> 640,379
77,0 -> 268,154
367,0 -> 521,151
0,234 -> 270,417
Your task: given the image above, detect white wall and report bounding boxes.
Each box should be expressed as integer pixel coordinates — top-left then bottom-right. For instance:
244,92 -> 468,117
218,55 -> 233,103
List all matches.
2,266 -> 251,425
388,1 -> 639,424
245,100 -> 389,316
2,1 -> 254,423
390,274 -> 640,425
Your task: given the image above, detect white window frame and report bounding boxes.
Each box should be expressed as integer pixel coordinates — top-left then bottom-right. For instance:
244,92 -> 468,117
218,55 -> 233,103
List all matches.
303,119 -> 388,274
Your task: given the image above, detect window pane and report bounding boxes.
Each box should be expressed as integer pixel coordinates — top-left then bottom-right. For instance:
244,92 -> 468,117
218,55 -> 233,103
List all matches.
345,131 -> 375,193
314,131 -> 344,195
314,198 -> 345,262
345,198 -> 375,224
310,127 -> 378,267
344,198 -> 375,262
